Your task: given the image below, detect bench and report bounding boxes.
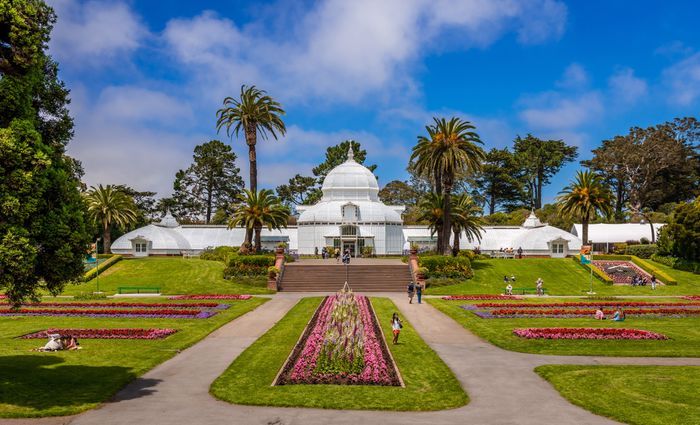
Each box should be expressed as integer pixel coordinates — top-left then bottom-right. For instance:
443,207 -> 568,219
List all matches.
117,286 -> 160,294
512,287 -> 546,295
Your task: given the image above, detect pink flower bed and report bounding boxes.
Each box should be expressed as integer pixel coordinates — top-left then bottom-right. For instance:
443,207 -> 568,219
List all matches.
276,294 -> 400,386
475,302 -> 700,308
442,295 -> 521,300
14,302 -> 224,308
487,307 -> 700,318
683,296 -> 700,301
513,327 -> 668,340
21,328 -> 178,339
0,307 -> 216,319
168,294 -> 252,300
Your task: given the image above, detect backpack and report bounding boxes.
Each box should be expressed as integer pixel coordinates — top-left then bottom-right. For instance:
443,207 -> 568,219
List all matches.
408,282 -> 415,292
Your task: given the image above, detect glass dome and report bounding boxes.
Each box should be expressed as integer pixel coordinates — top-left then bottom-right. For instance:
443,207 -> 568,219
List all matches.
320,146 -> 379,201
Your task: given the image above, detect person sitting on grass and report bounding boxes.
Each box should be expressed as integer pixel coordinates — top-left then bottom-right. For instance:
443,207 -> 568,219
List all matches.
595,307 -> 606,320
613,308 -> 626,322
505,283 -> 513,296
62,335 -> 81,350
391,313 -> 403,344
35,334 -> 63,352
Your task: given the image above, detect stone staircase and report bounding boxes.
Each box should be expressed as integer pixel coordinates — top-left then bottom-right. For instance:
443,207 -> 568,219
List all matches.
279,262 -> 413,292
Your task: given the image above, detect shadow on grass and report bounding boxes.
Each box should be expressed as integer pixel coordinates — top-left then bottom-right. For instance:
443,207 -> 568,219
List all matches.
0,355 -> 149,415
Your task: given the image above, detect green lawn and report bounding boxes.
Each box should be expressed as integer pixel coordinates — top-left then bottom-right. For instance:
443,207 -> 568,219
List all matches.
427,258 -> 700,296
536,365 -> 700,425
429,298 -> 700,357
210,297 -> 468,410
0,297 -> 267,417
61,257 -> 272,295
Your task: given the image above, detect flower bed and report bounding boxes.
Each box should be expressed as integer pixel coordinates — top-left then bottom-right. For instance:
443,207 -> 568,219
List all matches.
468,306 -> 700,319
683,296 -> 700,301
591,260 -> 659,284
275,290 -> 401,386
10,302 -> 227,309
21,328 -> 178,340
442,295 -> 521,300
0,307 -> 217,319
513,328 -> 668,340
168,294 -> 252,300
474,302 -> 700,309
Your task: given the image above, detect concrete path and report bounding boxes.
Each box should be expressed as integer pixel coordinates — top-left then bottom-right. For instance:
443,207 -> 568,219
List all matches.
5,293 -> 700,425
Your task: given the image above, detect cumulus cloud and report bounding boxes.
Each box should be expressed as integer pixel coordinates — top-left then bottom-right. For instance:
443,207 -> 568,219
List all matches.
556,63 -> 589,89
608,68 -> 648,104
49,0 -> 148,62
519,91 -> 603,130
662,52 -> 700,106
95,86 -> 194,125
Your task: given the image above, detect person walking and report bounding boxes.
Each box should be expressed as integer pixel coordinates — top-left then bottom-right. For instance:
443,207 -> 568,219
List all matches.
517,246 -> 523,259
407,281 -> 415,304
342,249 -> 351,265
335,248 -> 340,263
321,246 -> 327,260
536,277 -> 544,296
391,313 -> 403,344
651,275 -> 657,290
416,281 -> 423,304
314,246 -> 319,258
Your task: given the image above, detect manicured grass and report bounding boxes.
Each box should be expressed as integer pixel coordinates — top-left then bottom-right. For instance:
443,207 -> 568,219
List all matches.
0,297 -> 267,417
536,365 -> 700,425
429,298 -> 700,357
61,257 -> 272,295
210,297 -> 467,410
427,258 -> 700,296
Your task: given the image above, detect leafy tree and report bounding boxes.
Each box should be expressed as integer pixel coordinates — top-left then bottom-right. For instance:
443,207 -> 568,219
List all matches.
535,203 -> 575,231
378,180 -> 420,205
118,186 -> 158,227
216,85 -> 286,245
483,209 -> 530,226
171,140 -> 243,223
312,140 -> 377,181
276,174 -> 318,207
474,148 -> 527,214
228,189 -> 290,253
0,0 -> 91,306
513,134 -> 578,210
84,185 -> 138,253
451,194 -> 483,255
581,136 -> 630,220
657,199 -> 700,262
557,170 -> 614,244
411,117 -> 484,255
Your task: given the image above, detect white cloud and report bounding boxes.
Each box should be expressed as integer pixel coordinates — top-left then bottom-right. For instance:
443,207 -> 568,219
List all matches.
49,0 -> 148,62
95,86 -> 194,125
556,63 -> 589,89
519,91 -> 603,130
662,52 -> 700,106
608,68 -> 648,104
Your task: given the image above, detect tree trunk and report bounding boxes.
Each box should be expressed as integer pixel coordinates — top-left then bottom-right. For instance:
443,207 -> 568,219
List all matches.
489,190 -> 495,215
442,180 -> 453,256
206,187 -> 212,224
254,226 -> 262,253
643,213 -> 656,243
452,227 -> 460,256
243,227 -> 252,250
582,218 -> 589,245
103,221 -> 111,254
536,170 -> 543,210
615,181 -> 624,221
245,125 -> 258,193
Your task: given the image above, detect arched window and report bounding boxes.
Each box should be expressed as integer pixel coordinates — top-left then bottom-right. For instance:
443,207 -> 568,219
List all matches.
342,203 -> 357,221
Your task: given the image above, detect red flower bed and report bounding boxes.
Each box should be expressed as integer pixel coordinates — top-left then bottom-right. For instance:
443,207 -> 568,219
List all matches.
13,302 -> 222,308
168,294 -> 252,300
21,328 -> 178,339
683,296 -> 700,301
475,302 -> 700,308
513,327 -> 667,340
442,295 -> 521,300
491,308 -> 700,317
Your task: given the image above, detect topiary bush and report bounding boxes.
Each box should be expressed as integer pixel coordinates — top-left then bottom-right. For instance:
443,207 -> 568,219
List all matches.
625,244 -> 658,259
224,255 -> 275,278
418,255 -> 473,279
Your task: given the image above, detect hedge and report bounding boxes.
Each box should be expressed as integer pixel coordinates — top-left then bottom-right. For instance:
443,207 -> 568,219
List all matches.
571,256 -> 613,285
84,255 -> 122,281
592,254 -> 677,285
224,255 -> 275,278
625,244 -> 658,259
418,255 -> 473,279
200,246 -> 239,262
651,254 -> 700,274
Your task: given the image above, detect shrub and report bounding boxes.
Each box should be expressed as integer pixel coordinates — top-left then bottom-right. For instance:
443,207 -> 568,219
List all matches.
361,246 -> 374,257
457,250 -> 477,260
267,266 -> 280,277
224,255 -> 275,278
73,292 -> 108,300
200,246 -> 239,262
652,254 -> 700,274
640,237 -> 650,244
84,255 -> 122,281
657,200 -> 700,262
418,255 -> 473,279
625,240 -> 641,245
650,254 -> 676,267
625,244 -> 658,259
612,243 -> 627,255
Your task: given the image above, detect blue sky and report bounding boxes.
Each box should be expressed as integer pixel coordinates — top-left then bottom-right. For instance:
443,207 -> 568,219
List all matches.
49,0 -> 700,206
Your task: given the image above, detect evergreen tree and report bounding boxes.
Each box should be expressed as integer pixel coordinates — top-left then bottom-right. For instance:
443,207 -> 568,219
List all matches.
0,0 -> 91,306
474,148 -> 527,214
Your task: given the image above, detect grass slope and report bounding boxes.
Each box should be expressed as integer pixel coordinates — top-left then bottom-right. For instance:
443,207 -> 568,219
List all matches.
428,258 -> 700,296
536,365 -> 700,425
210,297 -> 467,410
0,297 -> 267,418
61,257 -> 272,295
429,298 -> 700,357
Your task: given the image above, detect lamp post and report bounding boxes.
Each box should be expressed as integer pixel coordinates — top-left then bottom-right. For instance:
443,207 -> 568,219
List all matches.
95,237 -> 101,294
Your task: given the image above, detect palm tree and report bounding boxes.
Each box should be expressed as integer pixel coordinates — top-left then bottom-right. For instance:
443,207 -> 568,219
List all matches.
417,193 -> 445,248
451,194 -> 484,256
84,185 -> 138,253
557,170 -> 614,245
216,85 -> 286,248
228,189 -> 289,253
411,117 -> 484,255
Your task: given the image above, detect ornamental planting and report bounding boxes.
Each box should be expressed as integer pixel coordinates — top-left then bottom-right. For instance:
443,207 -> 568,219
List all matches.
168,294 -> 253,300
512,327 -> 668,340
442,295 -> 521,300
0,302 -> 229,319
21,328 -> 178,340
276,288 -> 401,386
592,260 -> 660,285
463,304 -> 700,319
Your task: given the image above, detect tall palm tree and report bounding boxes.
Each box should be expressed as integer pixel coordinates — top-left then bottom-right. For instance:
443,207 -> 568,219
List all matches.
228,189 -> 289,253
411,117 -> 484,255
84,185 -> 138,253
417,192 -> 444,248
216,85 -> 286,247
557,170 -> 614,245
451,194 -> 484,256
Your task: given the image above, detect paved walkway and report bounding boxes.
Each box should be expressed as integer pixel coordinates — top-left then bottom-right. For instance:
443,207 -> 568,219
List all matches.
6,294 -> 700,425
